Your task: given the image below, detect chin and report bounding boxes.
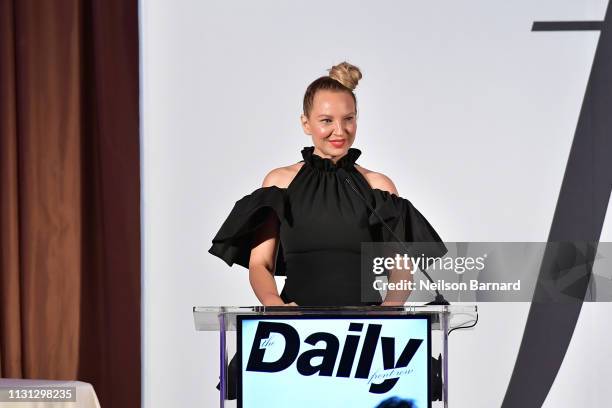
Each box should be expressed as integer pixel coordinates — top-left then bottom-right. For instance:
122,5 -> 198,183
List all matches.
326,147 -> 349,157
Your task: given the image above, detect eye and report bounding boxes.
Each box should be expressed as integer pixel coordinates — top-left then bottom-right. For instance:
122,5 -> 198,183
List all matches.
345,116 -> 355,121
321,118 -> 332,124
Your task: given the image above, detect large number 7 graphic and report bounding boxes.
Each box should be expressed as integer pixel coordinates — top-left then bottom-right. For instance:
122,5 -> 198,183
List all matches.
502,2 -> 612,407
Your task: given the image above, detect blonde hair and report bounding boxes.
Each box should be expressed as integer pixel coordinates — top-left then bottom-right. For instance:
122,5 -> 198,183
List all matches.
328,61 -> 362,90
303,61 -> 362,117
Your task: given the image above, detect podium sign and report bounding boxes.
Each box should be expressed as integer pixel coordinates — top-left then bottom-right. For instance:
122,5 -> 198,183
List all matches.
237,315 -> 431,408
193,305 -> 477,407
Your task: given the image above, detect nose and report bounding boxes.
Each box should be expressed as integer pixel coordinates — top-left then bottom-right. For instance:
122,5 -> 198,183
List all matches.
332,121 -> 345,136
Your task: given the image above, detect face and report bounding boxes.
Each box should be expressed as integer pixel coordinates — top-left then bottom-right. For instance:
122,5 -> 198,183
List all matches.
301,90 -> 357,161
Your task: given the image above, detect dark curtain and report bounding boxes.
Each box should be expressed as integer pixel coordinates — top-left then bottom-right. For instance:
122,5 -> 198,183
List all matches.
0,1 -> 140,407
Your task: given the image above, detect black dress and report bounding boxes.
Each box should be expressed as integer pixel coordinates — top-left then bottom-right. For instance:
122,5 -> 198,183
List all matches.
209,146 -> 447,399
209,146 -> 447,306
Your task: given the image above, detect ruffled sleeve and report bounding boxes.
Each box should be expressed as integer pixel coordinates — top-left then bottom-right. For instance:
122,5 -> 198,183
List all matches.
208,186 -> 288,275
368,189 -> 447,267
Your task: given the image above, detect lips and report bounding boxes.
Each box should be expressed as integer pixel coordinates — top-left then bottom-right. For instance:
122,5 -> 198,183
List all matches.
329,139 -> 346,148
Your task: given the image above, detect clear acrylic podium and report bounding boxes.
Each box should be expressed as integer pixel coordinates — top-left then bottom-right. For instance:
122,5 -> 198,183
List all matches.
194,305 -> 477,408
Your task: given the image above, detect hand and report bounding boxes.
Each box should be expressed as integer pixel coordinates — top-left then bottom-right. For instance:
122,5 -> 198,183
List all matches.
262,295 -> 297,307
380,300 -> 405,307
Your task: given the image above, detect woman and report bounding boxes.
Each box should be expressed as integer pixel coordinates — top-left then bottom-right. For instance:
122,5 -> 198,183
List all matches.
209,61 -> 446,308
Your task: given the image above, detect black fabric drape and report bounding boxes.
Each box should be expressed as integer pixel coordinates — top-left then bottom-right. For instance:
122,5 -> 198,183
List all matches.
0,1 -> 140,407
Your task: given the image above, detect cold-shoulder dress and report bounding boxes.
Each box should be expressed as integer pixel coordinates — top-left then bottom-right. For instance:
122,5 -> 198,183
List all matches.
209,146 -> 447,306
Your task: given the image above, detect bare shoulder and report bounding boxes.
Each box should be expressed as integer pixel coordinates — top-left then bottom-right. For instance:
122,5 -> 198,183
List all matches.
355,165 -> 399,195
262,162 -> 305,188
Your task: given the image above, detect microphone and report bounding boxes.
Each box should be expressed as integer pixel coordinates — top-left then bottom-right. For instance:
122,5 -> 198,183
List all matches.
337,168 -> 449,305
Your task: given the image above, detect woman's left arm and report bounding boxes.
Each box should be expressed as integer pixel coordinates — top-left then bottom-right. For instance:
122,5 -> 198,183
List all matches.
359,169 -> 412,306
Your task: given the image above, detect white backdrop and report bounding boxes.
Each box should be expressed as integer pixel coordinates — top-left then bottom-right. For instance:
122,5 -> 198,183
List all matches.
140,0 -> 612,406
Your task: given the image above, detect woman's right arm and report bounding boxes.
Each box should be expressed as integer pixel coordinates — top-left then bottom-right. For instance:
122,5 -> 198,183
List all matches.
248,212 -> 286,305
248,169 -> 297,306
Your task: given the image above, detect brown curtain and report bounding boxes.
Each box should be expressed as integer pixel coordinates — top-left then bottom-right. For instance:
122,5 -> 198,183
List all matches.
0,1 -> 140,407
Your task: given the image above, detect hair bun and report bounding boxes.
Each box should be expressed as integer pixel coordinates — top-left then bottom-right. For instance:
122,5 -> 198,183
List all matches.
328,61 -> 362,91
